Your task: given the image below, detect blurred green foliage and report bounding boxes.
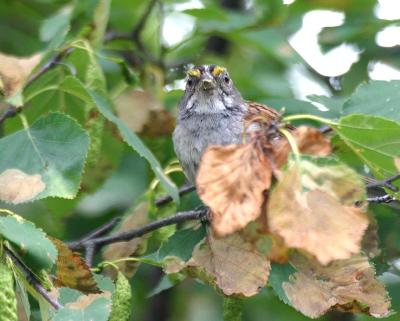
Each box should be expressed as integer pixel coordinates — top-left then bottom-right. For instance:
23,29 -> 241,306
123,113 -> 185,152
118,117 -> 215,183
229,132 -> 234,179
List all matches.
1,0 -> 400,320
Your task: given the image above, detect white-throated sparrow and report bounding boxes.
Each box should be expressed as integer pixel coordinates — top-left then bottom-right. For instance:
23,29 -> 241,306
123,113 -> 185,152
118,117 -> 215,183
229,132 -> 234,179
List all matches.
173,64 -> 280,183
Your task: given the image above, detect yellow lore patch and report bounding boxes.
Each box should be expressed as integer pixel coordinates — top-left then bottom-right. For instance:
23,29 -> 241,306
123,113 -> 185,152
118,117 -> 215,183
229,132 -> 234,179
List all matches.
187,69 -> 201,78
212,66 -> 226,76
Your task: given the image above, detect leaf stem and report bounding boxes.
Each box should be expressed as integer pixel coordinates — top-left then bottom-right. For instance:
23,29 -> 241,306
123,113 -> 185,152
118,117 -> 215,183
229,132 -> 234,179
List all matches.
280,128 -> 301,165
283,114 -> 337,126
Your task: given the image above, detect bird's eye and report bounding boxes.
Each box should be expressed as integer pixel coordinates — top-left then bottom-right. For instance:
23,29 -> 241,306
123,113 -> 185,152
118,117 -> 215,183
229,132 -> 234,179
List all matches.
224,76 -> 230,84
187,79 -> 193,86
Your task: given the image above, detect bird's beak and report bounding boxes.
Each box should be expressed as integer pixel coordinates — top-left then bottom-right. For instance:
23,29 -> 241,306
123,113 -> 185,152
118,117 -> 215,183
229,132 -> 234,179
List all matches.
201,78 -> 215,91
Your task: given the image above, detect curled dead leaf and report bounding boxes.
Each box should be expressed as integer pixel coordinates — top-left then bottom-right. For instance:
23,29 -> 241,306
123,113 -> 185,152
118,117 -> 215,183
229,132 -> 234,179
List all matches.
197,142 -> 272,237
0,52 -> 41,97
51,238 -> 100,294
283,253 -> 391,318
187,232 -> 270,297
0,169 -> 45,204
103,201 -> 149,278
268,165 -> 368,265
272,126 -> 332,168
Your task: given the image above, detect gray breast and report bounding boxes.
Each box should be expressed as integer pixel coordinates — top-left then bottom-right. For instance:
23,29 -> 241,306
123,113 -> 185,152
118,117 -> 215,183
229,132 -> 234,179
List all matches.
173,111 -> 244,183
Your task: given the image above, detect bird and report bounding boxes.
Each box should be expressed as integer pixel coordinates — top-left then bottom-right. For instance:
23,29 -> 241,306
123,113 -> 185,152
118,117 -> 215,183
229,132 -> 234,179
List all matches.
173,64 -> 280,184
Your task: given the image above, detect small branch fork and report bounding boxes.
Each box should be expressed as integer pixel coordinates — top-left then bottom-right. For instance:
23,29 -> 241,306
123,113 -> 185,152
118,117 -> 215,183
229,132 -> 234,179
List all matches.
69,209 -> 208,266
365,173 -> 400,204
5,247 -> 63,310
104,0 -> 160,65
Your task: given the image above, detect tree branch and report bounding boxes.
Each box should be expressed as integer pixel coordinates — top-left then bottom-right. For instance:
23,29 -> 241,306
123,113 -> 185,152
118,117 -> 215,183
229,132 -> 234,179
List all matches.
5,247 -> 63,310
69,209 -> 208,258
0,48 -> 73,127
155,184 -> 195,207
366,173 -> 400,192
0,105 -> 21,126
104,0 -> 161,65
131,0 -> 158,41
26,47 -> 73,87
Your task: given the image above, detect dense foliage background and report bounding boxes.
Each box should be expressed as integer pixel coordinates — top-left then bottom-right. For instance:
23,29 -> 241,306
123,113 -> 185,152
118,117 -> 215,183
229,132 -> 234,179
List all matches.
1,0 -> 400,320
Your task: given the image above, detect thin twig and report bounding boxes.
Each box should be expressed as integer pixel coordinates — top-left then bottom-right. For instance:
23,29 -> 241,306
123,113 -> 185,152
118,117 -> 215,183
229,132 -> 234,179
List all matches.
70,209 -> 208,252
367,194 -> 395,204
85,243 -> 96,267
68,217 -> 121,249
366,173 -> 400,192
27,47 -> 73,87
131,0 -> 158,41
104,0 -> 160,65
0,106 -> 21,126
155,184 -> 195,207
5,247 -> 63,310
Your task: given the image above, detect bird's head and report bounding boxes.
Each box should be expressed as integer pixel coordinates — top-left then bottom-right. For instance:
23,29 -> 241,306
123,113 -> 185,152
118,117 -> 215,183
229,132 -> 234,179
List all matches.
179,65 -> 245,115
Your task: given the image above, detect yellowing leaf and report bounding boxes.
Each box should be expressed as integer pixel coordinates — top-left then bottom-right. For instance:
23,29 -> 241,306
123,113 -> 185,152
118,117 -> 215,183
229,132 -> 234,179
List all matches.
66,292 -> 111,310
283,254 -> 391,318
394,158 -> 400,172
268,164 -> 368,265
197,142 -> 272,237
102,201 -> 149,277
51,238 -> 100,294
0,169 -> 45,204
0,53 -> 41,97
187,232 -> 270,297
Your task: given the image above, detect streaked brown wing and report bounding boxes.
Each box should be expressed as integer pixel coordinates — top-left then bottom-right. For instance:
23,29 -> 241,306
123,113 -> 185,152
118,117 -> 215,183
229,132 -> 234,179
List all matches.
244,101 -> 295,130
245,101 -> 280,122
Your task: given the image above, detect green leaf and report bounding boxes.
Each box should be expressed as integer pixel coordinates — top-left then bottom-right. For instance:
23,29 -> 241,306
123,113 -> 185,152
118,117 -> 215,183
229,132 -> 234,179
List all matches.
89,91 -> 179,204
157,225 -> 206,262
343,80 -> 400,122
55,287 -> 112,321
58,288 -> 82,306
52,297 -> 111,321
93,274 -> 115,293
307,95 -> 345,118
39,5 -> 72,48
0,112 -> 89,203
263,98 -> 337,119
269,263 -> 296,306
0,215 -> 57,271
147,274 -> 183,297
332,114 -> 400,179
184,7 -> 257,33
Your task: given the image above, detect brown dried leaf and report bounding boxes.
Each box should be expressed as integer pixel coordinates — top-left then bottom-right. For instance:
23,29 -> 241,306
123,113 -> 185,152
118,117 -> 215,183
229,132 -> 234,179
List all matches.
197,142 -> 272,237
283,254 -> 391,318
51,238 -> 100,294
115,89 -> 174,137
0,53 -> 41,96
267,234 -> 290,264
66,292 -> 111,310
187,232 -> 270,297
295,126 -> 332,156
272,126 -> 332,168
268,165 -> 369,265
0,169 -> 45,204
102,201 -> 149,277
